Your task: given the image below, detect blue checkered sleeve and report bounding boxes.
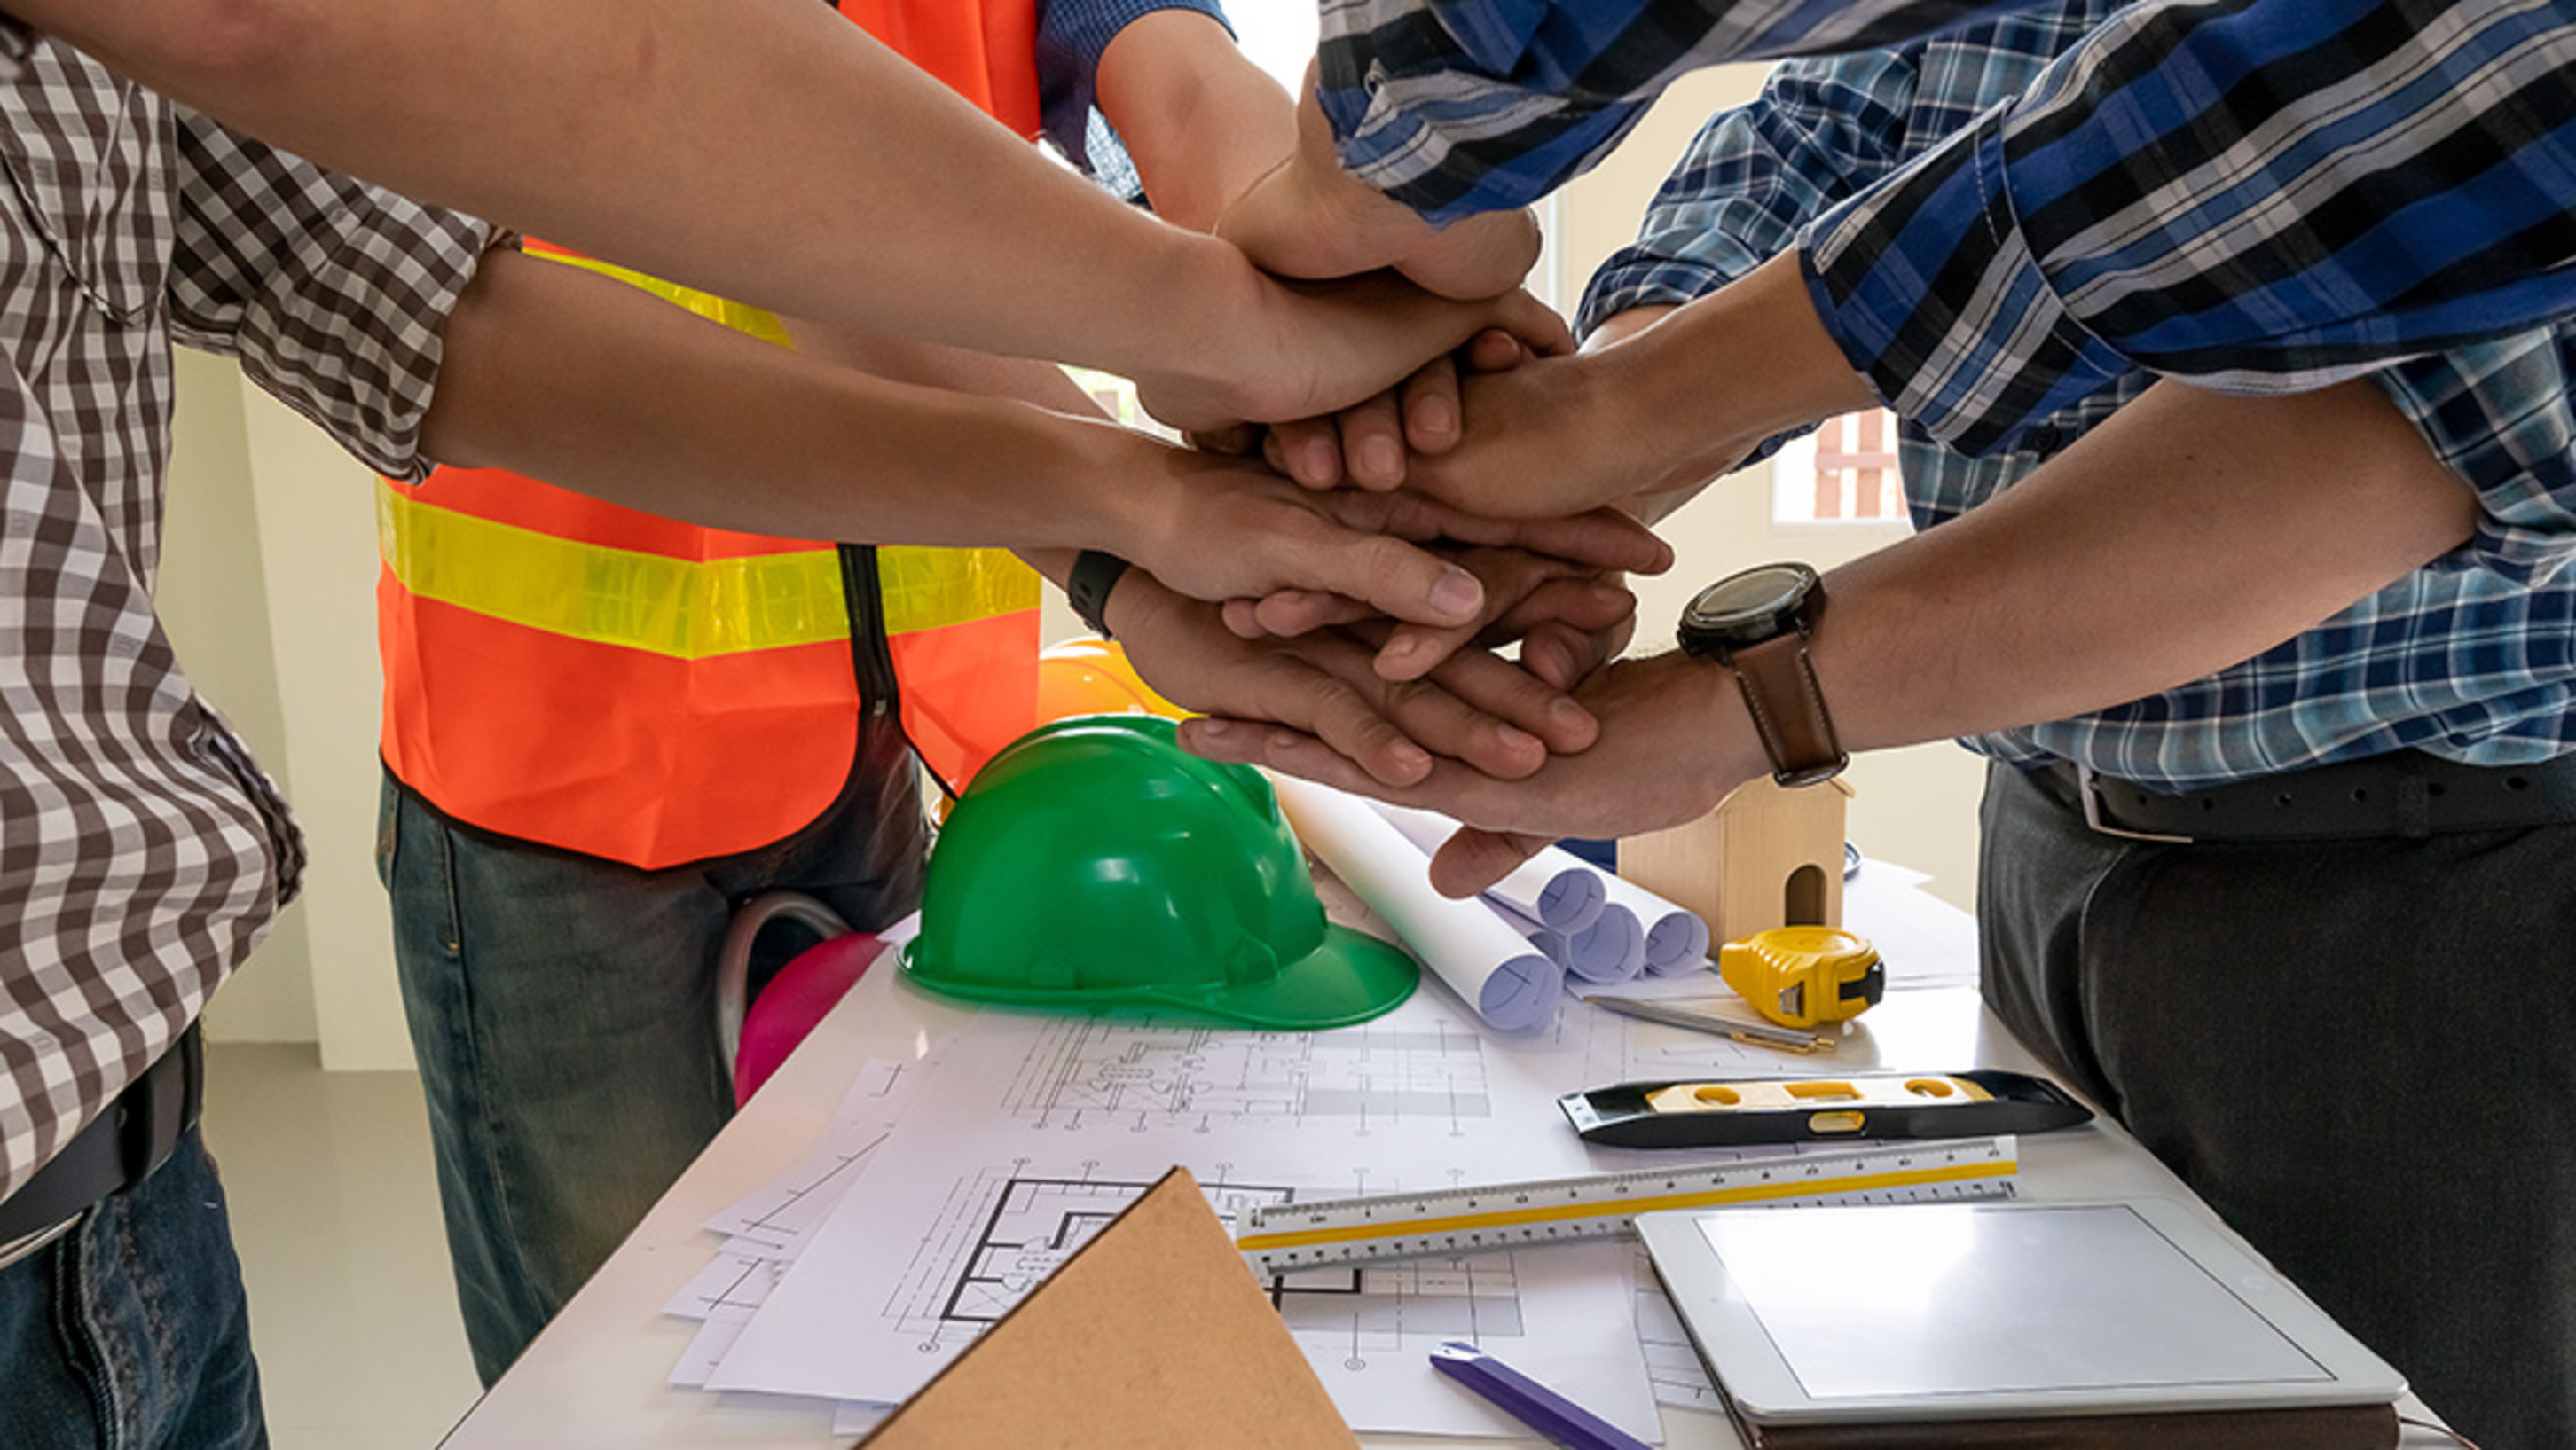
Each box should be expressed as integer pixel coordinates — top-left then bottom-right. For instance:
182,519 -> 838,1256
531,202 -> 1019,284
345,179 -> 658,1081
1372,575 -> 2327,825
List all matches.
1315,0 -> 2021,223
1802,0 -> 2576,454
1577,50 -> 1925,336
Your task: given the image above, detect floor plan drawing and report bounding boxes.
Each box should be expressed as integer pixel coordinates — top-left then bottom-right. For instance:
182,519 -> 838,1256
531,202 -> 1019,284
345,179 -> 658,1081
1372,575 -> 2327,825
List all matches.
877,1163 -> 1548,1376
996,1016 -> 1495,1133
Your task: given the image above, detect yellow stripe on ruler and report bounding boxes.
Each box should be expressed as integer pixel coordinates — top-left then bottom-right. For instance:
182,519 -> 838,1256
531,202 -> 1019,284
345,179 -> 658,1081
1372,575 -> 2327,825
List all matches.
1235,1157 -> 2015,1256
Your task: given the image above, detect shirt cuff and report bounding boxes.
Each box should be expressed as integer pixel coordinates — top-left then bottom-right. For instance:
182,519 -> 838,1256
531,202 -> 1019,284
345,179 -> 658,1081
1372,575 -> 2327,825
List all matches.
1576,254 -> 1741,340
1315,51 -> 1648,225
1798,109 -> 2131,457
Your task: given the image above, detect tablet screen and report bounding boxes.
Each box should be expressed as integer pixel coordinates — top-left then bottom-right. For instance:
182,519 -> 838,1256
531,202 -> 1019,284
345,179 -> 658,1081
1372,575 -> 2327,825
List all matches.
1694,1202 -> 2335,1402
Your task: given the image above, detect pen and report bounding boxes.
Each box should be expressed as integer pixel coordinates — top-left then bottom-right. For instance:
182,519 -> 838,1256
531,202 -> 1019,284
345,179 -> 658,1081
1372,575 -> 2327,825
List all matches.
1428,1340 -> 1654,1450
1581,994 -> 1834,1054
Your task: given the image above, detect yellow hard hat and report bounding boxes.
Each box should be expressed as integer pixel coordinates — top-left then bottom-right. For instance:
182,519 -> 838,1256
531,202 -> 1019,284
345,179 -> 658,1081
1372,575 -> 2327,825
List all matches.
1034,637 -> 1187,723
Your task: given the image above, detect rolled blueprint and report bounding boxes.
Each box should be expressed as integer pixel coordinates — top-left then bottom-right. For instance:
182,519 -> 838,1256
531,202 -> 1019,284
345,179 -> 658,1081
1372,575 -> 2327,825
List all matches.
1562,903 -> 1645,984
1369,801 -> 1607,934
1594,871 -> 1714,977
1483,895 -> 1571,972
1272,777 -> 1564,1031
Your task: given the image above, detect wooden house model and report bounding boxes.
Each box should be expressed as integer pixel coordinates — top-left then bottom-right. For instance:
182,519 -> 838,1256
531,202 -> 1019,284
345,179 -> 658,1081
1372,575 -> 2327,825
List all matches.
1618,776 -> 1855,943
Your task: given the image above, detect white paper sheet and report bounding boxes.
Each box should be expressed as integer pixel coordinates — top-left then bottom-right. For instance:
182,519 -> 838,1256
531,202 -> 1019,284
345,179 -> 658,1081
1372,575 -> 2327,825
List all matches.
1594,870 -> 1714,977
703,989 -> 1670,1419
1371,802 -> 1614,936
1564,903 -> 1645,984
1274,777 -> 1563,1030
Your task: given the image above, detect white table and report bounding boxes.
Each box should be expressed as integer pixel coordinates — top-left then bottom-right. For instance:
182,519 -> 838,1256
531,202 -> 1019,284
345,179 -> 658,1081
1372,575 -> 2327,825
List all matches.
442,866 -> 2446,1448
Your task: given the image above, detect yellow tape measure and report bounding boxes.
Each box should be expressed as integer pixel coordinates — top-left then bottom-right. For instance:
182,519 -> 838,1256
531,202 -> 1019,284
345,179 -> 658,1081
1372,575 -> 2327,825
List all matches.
1718,926 -> 1884,1028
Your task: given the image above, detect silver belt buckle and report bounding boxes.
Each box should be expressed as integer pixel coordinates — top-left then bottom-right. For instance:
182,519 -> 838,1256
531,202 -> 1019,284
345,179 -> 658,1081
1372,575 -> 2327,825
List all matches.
2075,764 -> 2193,845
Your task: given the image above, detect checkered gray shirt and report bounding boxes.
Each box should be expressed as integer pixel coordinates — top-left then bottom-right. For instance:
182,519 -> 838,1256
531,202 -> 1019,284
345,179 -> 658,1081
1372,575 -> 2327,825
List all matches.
0,25 -> 492,1204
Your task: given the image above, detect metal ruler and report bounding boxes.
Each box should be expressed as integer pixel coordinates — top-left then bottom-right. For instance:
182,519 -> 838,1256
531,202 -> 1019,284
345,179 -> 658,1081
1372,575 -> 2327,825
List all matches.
1237,1136 -> 2018,1277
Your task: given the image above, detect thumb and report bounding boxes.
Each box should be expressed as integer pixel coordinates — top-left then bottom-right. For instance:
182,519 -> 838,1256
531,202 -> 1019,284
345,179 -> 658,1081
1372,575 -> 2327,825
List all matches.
1430,827 -> 1551,897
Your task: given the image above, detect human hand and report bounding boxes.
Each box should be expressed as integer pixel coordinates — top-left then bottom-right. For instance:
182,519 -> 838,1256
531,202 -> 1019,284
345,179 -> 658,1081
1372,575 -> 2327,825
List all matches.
1180,650 -> 1767,893
1217,60 -> 1542,302
1234,328 -> 1532,492
1134,271 -> 1570,439
1226,542 -> 1642,685
1101,568 -> 1600,788
1126,445 -> 1672,631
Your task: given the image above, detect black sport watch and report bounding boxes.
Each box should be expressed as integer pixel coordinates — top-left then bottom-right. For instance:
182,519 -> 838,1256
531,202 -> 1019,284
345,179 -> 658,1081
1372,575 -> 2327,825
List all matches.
1677,562 -> 1847,788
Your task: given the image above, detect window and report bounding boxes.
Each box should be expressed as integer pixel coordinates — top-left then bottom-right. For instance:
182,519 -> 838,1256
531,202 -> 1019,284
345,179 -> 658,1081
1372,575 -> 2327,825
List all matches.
1771,410 -> 1905,526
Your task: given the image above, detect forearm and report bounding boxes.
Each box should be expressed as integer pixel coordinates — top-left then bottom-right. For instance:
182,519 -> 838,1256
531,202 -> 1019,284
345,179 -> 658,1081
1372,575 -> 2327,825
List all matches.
40,0 -> 1260,388
781,320 -> 1104,418
422,250 -> 1147,550
1407,255 -> 1875,520
1810,377 -> 2481,760
1096,12 -> 1295,232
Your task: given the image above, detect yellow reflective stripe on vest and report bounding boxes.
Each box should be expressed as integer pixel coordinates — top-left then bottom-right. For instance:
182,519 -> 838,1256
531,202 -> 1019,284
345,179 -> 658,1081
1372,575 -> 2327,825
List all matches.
876,545 -> 1042,633
530,248 -> 794,347
378,483 -> 852,659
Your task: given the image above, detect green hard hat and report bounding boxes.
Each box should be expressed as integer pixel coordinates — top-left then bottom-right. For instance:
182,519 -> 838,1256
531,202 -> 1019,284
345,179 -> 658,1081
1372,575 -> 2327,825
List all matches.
903,715 -> 1418,1029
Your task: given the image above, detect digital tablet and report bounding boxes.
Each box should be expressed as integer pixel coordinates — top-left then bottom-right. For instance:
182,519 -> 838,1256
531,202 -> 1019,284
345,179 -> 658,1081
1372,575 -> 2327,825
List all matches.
1637,1198 -> 2406,1425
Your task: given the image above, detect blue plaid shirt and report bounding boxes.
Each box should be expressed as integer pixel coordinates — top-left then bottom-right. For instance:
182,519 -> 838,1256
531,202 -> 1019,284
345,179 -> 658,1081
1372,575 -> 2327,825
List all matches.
1577,0 -> 2576,788
1319,0 -> 2576,455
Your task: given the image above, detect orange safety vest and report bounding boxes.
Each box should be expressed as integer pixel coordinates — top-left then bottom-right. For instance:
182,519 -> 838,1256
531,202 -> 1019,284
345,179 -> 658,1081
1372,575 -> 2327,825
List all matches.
379,0 -> 1046,869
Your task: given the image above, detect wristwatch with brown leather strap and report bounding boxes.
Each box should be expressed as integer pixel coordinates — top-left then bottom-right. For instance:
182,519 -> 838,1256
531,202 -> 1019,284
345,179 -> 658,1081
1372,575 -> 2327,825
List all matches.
1677,562 -> 1848,788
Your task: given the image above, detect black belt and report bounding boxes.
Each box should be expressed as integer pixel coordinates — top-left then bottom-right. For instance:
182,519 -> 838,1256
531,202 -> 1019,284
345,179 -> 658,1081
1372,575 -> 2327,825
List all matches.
2041,750 -> 2576,844
0,1023 -> 204,1245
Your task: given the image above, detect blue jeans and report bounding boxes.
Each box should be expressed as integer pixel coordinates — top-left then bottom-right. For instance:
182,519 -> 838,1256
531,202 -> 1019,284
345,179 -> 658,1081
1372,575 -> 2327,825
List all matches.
377,718 -> 924,1384
1979,760 -> 2576,1450
0,1129 -> 266,1449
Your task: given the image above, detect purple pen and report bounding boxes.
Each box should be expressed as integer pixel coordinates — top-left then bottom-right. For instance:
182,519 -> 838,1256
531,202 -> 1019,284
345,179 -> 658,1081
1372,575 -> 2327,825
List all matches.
1428,1340 -> 1654,1450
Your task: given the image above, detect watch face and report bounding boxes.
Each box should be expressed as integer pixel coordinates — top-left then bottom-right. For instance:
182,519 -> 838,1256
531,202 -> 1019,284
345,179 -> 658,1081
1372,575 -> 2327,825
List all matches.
1685,563 -> 1814,631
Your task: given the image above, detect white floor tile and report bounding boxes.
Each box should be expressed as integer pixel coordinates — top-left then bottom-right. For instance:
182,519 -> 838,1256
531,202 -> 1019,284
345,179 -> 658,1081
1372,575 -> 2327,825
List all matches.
203,1045 -> 483,1449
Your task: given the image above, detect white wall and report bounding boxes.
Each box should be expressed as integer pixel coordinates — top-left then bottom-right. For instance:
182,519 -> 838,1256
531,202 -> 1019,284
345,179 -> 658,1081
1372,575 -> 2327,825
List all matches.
161,351 -> 408,1064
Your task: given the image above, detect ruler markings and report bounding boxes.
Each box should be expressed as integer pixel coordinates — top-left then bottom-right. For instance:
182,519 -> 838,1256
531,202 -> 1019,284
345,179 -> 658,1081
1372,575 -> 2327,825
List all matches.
1237,1138 -> 2017,1274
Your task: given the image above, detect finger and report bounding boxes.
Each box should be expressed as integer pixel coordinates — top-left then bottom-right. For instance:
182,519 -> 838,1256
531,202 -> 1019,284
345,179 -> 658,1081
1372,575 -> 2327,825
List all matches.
1267,416 -> 1346,489
1337,389 -> 1409,490
1537,509 -> 1674,576
1462,327 -> 1530,375
1399,357 -> 1463,457
1430,828 -> 1554,897
1418,647 -> 1598,757
1180,716 -> 1382,792
1371,573 -> 1624,685
1249,589 -> 1373,638
1246,629 -> 1551,780
1382,501 -> 1669,576
1221,598 -> 1268,639
1274,529 -> 1482,628
1181,658 -> 1433,788
1484,576 -> 1635,642
1366,668 -> 1551,780
1517,622 -> 1613,694
1489,289 -> 1575,357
